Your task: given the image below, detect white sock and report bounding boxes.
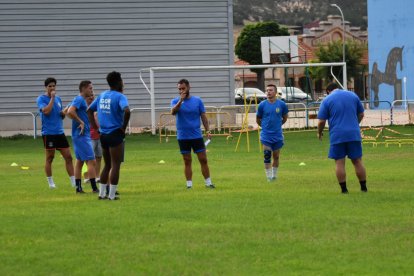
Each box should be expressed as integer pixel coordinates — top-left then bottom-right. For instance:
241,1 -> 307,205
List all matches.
47,176 -> 55,187
186,180 -> 193,188
99,183 -> 107,198
109,184 -> 118,199
204,177 -> 212,186
69,176 -> 76,187
272,167 -> 278,179
265,168 -> 272,179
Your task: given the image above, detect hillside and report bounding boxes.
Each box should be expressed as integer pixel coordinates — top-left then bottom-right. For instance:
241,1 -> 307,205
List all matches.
233,0 -> 367,30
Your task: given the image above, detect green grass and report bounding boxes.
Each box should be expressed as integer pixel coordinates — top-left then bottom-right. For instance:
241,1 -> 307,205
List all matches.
1,127 -> 414,275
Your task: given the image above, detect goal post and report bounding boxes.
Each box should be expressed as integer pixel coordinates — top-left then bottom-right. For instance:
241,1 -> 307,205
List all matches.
139,62 -> 347,134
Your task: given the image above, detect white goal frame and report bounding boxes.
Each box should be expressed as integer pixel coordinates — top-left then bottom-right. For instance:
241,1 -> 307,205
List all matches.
139,62 -> 347,134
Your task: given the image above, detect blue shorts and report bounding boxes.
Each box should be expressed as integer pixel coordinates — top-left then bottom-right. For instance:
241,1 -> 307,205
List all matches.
261,140 -> 284,151
329,141 -> 363,160
73,136 -> 95,161
178,138 -> 206,154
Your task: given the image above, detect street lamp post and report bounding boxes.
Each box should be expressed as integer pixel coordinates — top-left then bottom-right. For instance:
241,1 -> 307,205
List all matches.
330,3 -> 345,63
331,3 -> 346,89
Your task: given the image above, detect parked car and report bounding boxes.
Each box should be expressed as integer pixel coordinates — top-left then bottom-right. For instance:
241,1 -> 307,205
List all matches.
277,87 -> 312,103
234,87 -> 267,104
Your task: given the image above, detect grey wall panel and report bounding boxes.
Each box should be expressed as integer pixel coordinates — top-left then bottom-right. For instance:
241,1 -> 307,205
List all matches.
0,0 -> 234,118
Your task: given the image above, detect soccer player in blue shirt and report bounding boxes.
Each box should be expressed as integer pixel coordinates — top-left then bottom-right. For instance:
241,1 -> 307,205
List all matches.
36,77 -> 76,189
88,71 -> 130,200
317,82 -> 367,194
171,79 -> 215,189
256,84 -> 289,181
67,80 -> 98,194
83,92 -> 103,184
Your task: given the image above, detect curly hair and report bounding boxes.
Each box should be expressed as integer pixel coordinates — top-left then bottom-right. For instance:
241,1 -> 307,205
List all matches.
106,71 -> 123,91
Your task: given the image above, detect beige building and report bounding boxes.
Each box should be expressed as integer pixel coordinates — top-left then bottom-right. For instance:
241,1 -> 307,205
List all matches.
235,15 -> 368,98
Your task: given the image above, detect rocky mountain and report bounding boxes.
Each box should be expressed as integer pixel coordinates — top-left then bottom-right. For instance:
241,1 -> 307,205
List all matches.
233,0 -> 367,30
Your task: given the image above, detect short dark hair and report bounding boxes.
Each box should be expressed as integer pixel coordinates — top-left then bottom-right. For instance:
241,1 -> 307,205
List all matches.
106,71 -> 123,91
266,84 -> 277,89
326,82 -> 339,93
79,80 -> 91,92
44,77 -> 57,87
177,79 -> 190,86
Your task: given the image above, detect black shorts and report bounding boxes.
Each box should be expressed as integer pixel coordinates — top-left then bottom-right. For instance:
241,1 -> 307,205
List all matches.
42,134 -> 70,150
100,129 -> 125,149
178,138 -> 206,154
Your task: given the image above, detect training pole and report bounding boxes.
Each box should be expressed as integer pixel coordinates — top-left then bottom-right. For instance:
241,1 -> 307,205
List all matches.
235,93 -> 252,152
255,96 -> 261,152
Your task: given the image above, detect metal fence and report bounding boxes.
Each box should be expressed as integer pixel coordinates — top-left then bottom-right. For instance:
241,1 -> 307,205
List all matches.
146,101 -> 414,142
2,101 -> 413,139
391,100 -> 414,125
0,112 -> 38,139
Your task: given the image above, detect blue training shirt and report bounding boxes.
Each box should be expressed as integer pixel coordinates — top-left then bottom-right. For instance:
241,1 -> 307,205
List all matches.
88,90 -> 129,134
317,89 -> 364,144
257,99 -> 289,144
70,95 -> 90,138
36,94 -> 64,135
171,96 -> 205,140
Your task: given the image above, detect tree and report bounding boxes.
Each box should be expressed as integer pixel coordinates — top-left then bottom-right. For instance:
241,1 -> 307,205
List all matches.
310,39 -> 367,85
235,21 -> 289,90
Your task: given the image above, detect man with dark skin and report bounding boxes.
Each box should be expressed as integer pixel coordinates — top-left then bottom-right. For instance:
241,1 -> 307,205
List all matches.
88,71 -> 130,200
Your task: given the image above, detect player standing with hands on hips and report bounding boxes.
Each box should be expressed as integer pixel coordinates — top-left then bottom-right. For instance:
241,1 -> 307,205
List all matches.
171,79 -> 215,189
256,84 -> 289,182
67,80 -> 98,194
36,77 -> 76,189
83,92 -> 102,185
88,71 -> 130,200
317,82 -> 367,194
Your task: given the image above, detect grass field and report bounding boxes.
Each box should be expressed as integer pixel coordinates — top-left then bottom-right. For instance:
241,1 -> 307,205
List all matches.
1,127 -> 414,275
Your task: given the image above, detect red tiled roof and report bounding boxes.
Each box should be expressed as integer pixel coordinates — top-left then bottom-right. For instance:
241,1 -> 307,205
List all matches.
235,59 -> 249,65
304,20 -> 320,29
234,59 -> 256,78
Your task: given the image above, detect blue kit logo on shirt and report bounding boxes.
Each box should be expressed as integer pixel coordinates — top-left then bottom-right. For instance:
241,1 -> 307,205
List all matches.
100,98 -> 111,113
275,108 -> 280,114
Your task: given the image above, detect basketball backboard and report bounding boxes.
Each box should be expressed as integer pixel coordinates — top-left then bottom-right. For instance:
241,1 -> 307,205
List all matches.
261,36 -> 299,63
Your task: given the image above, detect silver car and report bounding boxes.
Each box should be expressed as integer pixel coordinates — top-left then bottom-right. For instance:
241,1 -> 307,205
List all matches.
234,87 -> 267,104
277,87 -> 312,103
